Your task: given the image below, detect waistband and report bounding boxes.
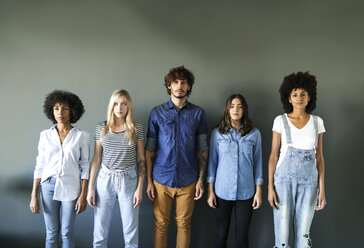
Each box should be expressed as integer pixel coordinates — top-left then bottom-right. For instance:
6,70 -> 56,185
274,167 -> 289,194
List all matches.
100,164 -> 136,174
287,146 -> 315,154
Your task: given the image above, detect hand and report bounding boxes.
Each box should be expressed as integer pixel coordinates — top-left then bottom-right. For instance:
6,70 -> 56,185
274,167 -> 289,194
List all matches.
207,190 -> 217,208
30,195 -> 40,214
268,187 -> 278,210
133,187 -> 143,208
87,190 -> 96,208
194,179 -> 204,200
146,181 -> 155,201
252,190 -> 262,210
75,195 -> 87,214
315,192 -> 326,211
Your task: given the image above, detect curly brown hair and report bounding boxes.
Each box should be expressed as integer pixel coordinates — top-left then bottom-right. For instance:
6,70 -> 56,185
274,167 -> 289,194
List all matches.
43,90 -> 85,124
164,66 -> 195,97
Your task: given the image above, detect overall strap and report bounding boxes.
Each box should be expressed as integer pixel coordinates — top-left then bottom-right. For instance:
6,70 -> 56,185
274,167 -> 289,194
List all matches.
312,115 -> 319,148
281,114 -> 292,144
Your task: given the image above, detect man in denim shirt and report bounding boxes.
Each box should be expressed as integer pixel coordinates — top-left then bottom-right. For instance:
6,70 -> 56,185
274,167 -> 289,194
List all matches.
145,66 -> 208,248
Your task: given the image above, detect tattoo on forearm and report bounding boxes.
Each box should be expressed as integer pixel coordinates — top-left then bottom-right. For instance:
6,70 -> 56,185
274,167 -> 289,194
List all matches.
138,160 -> 145,177
198,151 -> 208,180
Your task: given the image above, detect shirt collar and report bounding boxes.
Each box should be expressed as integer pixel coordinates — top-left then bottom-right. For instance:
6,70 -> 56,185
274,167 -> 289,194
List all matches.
50,125 -> 77,132
165,99 -> 191,110
229,125 -> 244,134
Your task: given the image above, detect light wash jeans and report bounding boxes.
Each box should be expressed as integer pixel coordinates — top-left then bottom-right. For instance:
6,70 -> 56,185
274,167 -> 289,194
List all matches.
40,177 -> 77,248
93,165 -> 139,248
273,147 -> 318,248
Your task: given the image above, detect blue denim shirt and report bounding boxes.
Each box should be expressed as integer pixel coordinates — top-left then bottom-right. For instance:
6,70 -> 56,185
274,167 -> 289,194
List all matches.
146,99 -> 208,188
207,127 -> 263,200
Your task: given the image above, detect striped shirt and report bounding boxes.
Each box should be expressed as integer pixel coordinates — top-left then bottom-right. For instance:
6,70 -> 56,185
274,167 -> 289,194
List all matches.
95,121 -> 145,170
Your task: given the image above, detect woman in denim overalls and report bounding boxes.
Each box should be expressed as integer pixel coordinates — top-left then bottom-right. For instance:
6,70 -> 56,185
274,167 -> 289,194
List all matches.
268,72 -> 327,248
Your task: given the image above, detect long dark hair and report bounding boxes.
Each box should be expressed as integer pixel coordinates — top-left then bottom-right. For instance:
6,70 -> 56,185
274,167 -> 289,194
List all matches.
218,94 -> 253,136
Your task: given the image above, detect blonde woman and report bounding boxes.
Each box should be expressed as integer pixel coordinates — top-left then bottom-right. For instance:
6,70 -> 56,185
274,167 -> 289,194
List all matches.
87,89 -> 145,248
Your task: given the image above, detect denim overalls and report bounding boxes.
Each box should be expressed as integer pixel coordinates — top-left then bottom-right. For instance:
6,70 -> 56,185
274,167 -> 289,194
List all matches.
273,114 -> 319,248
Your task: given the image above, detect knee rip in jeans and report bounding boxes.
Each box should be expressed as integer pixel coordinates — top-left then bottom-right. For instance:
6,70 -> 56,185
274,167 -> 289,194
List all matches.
303,234 -> 312,247
273,244 -> 286,247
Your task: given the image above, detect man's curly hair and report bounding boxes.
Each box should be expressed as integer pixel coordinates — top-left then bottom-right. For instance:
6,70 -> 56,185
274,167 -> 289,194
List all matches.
279,71 -> 317,114
43,90 -> 85,124
164,66 -> 195,97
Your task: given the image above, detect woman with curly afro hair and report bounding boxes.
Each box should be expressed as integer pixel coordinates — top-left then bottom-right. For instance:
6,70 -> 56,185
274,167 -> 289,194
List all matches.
30,90 -> 90,248
268,72 -> 327,247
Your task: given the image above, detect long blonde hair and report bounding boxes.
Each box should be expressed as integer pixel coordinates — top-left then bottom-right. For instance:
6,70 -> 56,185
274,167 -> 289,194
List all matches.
100,89 -> 136,144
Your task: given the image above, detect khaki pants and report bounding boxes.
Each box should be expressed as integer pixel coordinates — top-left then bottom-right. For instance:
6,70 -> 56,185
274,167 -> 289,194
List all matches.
152,180 -> 196,248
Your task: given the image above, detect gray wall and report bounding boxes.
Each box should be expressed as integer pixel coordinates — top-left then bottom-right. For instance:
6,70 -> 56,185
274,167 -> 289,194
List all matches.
1,0 -> 363,247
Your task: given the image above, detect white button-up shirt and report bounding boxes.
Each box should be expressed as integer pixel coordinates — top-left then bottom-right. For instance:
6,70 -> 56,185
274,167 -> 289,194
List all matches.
34,126 -> 90,201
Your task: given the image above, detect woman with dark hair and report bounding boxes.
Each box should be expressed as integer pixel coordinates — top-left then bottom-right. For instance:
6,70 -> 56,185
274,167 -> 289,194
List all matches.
268,72 -> 326,247
30,90 -> 90,248
207,94 -> 263,248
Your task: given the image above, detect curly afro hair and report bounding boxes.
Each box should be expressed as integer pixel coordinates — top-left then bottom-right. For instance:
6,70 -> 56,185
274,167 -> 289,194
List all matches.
43,90 -> 85,124
279,71 -> 317,114
164,65 -> 195,97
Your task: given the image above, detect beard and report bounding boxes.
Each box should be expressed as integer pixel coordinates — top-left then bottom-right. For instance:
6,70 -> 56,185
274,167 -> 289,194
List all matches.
175,94 -> 186,99
173,90 -> 187,99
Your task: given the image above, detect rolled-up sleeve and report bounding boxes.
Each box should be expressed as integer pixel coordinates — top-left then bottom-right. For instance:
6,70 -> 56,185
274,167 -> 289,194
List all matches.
79,132 -> 90,180
146,109 -> 158,151
34,132 -> 45,179
206,129 -> 218,183
253,130 -> 263,185
196,110 -> 208,151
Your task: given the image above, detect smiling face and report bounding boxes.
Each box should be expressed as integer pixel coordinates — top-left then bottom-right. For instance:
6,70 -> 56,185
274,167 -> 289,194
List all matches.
168,79 -> 191,99
113,96 -> 128,119
229,98 -> 243,122
53,103 -> 71,124
289,88 -> 311,111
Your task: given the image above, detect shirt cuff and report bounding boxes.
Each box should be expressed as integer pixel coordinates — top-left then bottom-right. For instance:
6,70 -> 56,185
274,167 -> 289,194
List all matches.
255,178 -> 264,185
33,170 -> 42,179
80,169 -> 90,180
145,138 -> 157,151
206,176 -> 215,183
197,134 -> 208,151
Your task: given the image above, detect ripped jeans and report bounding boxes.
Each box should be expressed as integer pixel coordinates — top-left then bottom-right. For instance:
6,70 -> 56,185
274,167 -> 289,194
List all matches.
273,147 -> 318,248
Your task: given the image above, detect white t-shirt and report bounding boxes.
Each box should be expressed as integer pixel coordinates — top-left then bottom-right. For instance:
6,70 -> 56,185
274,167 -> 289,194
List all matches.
272,114 -> 326,169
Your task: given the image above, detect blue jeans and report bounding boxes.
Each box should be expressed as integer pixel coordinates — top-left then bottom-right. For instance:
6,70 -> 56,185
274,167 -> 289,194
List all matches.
40,177 -> 77,248
93,165 -> 139,248
273,147 -> 318,248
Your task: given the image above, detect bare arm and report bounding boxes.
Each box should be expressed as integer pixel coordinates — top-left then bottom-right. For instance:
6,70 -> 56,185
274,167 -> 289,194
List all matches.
30,178 -> 41,213
315,133 -> 326,210
268,131 -> 281,209
207,182 -> 217,208
133,139 -> 145,207
86,141 -> 102,208
252,185 -> 262,210
145,150 -> 156,200
75,179 -> 88,214
195,150 -> 208,200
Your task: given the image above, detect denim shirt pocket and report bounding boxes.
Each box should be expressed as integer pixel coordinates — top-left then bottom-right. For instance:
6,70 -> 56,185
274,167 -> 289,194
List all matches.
240,140 -> 255,160
160,120 -> 175,140
217,139 -> 231,153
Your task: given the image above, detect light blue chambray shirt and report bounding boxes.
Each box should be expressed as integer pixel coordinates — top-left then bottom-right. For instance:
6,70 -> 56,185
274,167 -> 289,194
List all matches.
207,126 -> 263,200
